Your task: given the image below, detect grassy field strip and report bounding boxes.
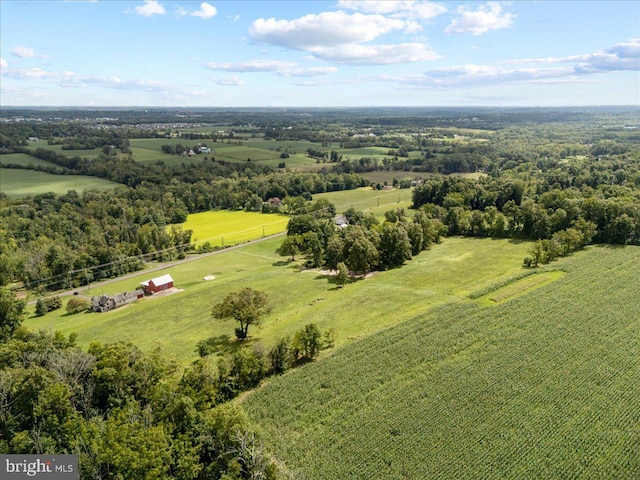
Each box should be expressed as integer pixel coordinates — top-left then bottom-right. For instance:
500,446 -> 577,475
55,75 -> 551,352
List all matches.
24,237 -> 531,363
244,245 -> 640,479
0,153 -> 67,170
0,168 -> 121,198
479,270 -> 566,305
315,187 -> 413,213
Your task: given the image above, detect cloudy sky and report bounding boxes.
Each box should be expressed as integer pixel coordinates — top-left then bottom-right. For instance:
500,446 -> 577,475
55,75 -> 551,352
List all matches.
1,0 -> 638,107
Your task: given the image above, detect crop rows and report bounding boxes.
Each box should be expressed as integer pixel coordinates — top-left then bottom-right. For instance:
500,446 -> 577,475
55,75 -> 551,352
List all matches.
244,246 -> 640,479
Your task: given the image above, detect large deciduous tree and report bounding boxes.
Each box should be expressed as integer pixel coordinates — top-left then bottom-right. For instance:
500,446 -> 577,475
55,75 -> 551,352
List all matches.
212,288 -> 270,340
0,288 -> 26,341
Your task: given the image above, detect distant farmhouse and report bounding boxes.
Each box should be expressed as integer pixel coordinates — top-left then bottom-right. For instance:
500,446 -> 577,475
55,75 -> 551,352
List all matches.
141,274 -> 174,295
92,289 -> 144,312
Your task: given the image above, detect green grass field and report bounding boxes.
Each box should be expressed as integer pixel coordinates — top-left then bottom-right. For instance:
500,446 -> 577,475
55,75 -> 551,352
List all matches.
0,153 -> 67,171
243,245 -> 640,479
26,140 -> 102,159
127,138 -> 318,169
315,187 -> 414,215
0,168 -> 121,198
176,210 -> 290,248
24,236 -> 531,364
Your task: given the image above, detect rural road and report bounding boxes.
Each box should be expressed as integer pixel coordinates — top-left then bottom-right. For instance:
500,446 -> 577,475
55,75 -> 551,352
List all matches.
27,232 -> 286,305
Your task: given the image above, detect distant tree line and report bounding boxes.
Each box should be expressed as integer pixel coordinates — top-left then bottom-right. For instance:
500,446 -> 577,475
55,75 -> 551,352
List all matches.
411,173 -> 640,245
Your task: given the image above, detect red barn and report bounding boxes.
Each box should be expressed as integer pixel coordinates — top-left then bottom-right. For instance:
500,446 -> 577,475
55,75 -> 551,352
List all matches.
141,274 -> 174,295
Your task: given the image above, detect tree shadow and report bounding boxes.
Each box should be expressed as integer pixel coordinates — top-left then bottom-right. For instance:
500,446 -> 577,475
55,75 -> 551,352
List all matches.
291,356 -> 314,367
507,238 -> 528,244
60,310 -> 93,318
195,333 -> 256,356
272,260 -> 292,267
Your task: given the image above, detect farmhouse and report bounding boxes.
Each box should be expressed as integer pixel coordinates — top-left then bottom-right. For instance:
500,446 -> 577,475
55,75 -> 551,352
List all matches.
141,274 -> 174,295
92,289 -> 144,312
334,215 -> 349,229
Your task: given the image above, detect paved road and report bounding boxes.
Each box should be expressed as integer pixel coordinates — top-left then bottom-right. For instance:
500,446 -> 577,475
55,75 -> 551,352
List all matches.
27,232 -> 286,305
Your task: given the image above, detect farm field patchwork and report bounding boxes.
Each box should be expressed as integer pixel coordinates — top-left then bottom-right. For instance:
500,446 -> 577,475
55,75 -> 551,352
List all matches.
243,245 -> 640,480
24,236 -> 531,364
0,167 -> 121,198
127,138 -> 320,168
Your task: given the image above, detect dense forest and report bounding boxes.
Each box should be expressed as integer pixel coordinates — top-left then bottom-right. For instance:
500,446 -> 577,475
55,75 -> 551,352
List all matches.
1,107 -> 639,478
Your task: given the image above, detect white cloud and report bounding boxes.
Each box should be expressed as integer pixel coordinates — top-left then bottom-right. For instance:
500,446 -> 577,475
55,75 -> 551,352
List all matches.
212,75 -> 245,86
500,39 -> 640,72
11,45 -> 45,59
0,58 -> 7,68
575,38 -> 640,73
312,42 -> 440,65
249,11 -> 405,49
205,60 -> 338,77
3,67 -> 52,79
134,0 -> 165,17
0,64 -> 207,98
445,2 -> 515,36
282,67 -> 338,77
205,60 -> 297,73
338,1 -> 447,20
378,39 -> 640,89
248,10 -> 441,66
422,64 -> 573,86
180,2 -> 217,19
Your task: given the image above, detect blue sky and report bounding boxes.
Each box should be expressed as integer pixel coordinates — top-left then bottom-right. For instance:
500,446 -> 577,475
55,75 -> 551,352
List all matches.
1,1 -> 639,107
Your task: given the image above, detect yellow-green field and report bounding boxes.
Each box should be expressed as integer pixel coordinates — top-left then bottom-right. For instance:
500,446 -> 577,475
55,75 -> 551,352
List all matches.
175,210 -> 290,248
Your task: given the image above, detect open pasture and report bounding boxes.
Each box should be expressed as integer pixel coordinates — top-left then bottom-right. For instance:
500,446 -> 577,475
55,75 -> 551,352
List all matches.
0,153 -> 66,171
244,245 -> 640,479
210,145 -> 281,163
127,138 -> 318,168
0,168 -> 121,198
24,236 -> 531,364
244,139 -> 334,154
176,210 -> 289,248
26,140 -> 102,159
315,187 -> 414,215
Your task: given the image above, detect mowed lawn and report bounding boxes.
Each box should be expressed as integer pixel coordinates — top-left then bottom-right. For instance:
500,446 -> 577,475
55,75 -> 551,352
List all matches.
24,236 -> 531,364
176,210 -> 290,248
0,168 -> 121,198
244,245 -> 640,479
